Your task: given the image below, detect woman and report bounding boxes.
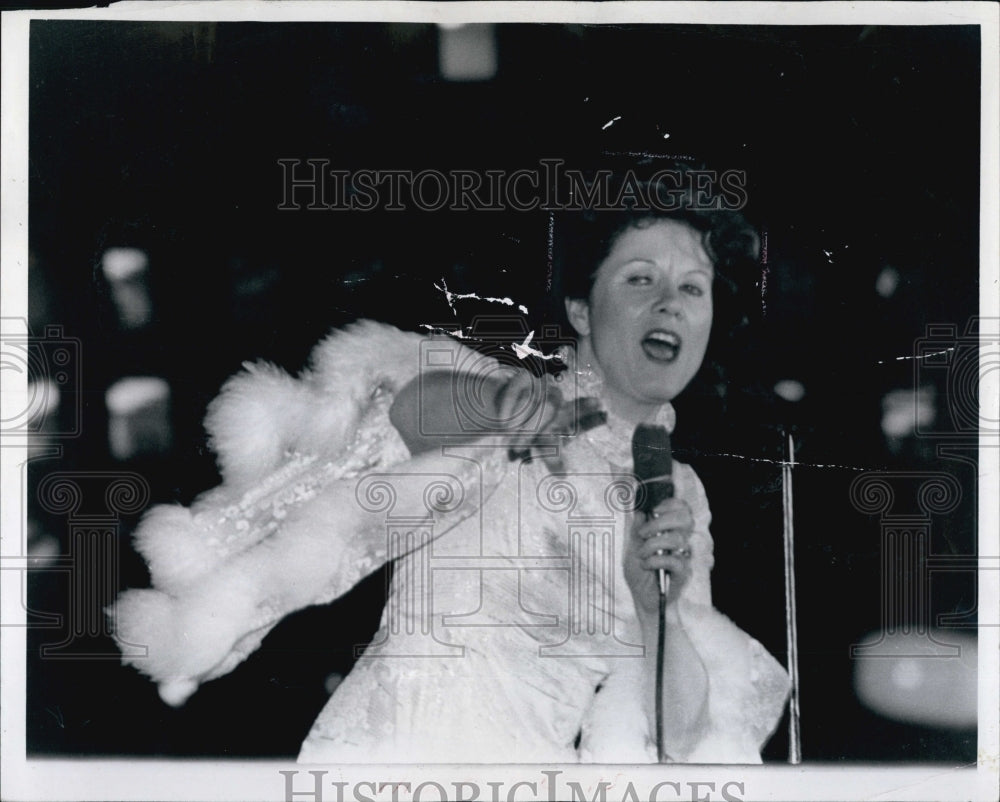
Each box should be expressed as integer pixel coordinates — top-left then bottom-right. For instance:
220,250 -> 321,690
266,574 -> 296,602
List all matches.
112,195 -> 789,763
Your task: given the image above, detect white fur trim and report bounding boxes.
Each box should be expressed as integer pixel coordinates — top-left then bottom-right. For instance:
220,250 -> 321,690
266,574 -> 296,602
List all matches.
116,320 -> 506,702
204,361 -> 319,488
308,319 -> 428,398
114,573 -> 262,692
203,321 -> 432,490
132,504 -> 221,593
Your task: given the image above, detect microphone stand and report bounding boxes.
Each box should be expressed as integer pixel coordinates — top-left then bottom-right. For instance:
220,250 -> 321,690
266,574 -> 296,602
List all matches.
782,430 -> 802,764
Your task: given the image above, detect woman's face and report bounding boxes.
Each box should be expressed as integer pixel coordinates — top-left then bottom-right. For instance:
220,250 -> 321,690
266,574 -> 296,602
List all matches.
565,218 -> 714,423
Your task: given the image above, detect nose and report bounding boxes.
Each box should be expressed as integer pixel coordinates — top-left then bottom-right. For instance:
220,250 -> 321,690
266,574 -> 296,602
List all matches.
653,280 -> 682,316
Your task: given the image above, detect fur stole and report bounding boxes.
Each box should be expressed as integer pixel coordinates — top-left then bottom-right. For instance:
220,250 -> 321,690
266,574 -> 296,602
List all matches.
111,320 -> 505,706
205,319 -> 430,490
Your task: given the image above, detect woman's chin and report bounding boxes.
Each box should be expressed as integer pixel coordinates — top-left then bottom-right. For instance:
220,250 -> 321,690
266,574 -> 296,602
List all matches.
636,372 -> 690,402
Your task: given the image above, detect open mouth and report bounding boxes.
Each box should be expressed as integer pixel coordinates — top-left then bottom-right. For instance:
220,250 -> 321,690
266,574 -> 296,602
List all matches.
641,329 -> 682,363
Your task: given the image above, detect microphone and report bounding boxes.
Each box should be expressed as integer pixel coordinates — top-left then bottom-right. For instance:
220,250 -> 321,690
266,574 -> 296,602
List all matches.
631,423 -> 674,596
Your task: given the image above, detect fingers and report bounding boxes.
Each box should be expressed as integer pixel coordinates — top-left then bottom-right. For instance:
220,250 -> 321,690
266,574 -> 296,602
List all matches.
636,533 -> 693,587
628,542 -> 692,608
650,496 -> 691,520
500,374 -> 581,472
636,530 -> 692,562
625,498 -> 696,610
631,498 -> 694,577
643,552 -> 692,579
634,498 -> 693,540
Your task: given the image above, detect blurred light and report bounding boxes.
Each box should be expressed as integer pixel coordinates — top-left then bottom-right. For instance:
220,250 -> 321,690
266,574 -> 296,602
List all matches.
773,379 -> 806,403
324,672 -> 344,695
854,630 -> 977,729
875,265 -> 901,298
25,378 -> 59,427
106,376 -> 172,460
28,534 -> 60,566
102,247 -> 153,329
439,23 -> 497,81
102,247 -> 148,282
881,386 -> 936,439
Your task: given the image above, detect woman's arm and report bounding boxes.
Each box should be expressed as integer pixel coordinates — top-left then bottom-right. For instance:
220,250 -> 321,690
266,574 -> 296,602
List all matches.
389,367 -> 580,460
622,465 -> 791,763
114,430 -> 511,706
624,496 -> 710,759
635,602 -> 710,759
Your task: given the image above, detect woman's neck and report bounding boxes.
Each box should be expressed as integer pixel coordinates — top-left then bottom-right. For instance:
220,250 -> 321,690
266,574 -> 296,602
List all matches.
573,342 -> 667,426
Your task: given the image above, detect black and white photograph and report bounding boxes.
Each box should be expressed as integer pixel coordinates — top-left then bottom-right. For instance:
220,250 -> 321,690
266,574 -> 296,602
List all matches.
1,2 -> 998,801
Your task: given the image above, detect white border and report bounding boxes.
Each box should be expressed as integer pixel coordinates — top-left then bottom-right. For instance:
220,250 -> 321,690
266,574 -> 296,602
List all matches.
2,3 -> 998,801
2,1 -> 996,25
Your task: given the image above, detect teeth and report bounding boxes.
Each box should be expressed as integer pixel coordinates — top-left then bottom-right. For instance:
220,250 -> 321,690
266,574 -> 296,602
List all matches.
646,331 -> 680,346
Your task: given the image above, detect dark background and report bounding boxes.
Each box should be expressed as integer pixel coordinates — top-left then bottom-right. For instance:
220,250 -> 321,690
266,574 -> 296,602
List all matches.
26,21 -> 980,761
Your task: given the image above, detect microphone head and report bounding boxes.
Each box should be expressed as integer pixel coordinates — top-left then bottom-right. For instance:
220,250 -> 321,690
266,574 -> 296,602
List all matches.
632,424 -> 674,514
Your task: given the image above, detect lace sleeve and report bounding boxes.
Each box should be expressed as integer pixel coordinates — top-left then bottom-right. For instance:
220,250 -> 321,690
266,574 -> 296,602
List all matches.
677,603 -> 791,763
579,610 -> 790,764
674,462 -> 714,608
111,393 -> 509,707
579,462 -> 789,764
676,462 -> 790,761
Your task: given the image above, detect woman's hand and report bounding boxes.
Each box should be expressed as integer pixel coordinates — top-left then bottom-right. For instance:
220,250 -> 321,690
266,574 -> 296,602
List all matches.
390,366 -> 603,468
494,368 -> 561,434
624,497 -> 694,617
497,371 -> 603,472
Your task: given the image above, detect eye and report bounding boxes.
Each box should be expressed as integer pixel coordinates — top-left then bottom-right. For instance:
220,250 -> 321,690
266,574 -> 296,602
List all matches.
626,273 -> 653,286
680,282 -> 705,297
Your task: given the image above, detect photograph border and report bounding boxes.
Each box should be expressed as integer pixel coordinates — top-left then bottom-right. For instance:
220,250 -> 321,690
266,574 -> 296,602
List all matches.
2,2 -> 998,801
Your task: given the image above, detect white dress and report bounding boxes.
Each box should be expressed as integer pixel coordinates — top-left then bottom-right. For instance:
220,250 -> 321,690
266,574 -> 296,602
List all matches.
111,321 -> 790,763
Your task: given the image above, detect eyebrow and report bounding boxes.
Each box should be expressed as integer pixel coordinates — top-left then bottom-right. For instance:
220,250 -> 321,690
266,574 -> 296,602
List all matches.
618,258 -> 714,275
